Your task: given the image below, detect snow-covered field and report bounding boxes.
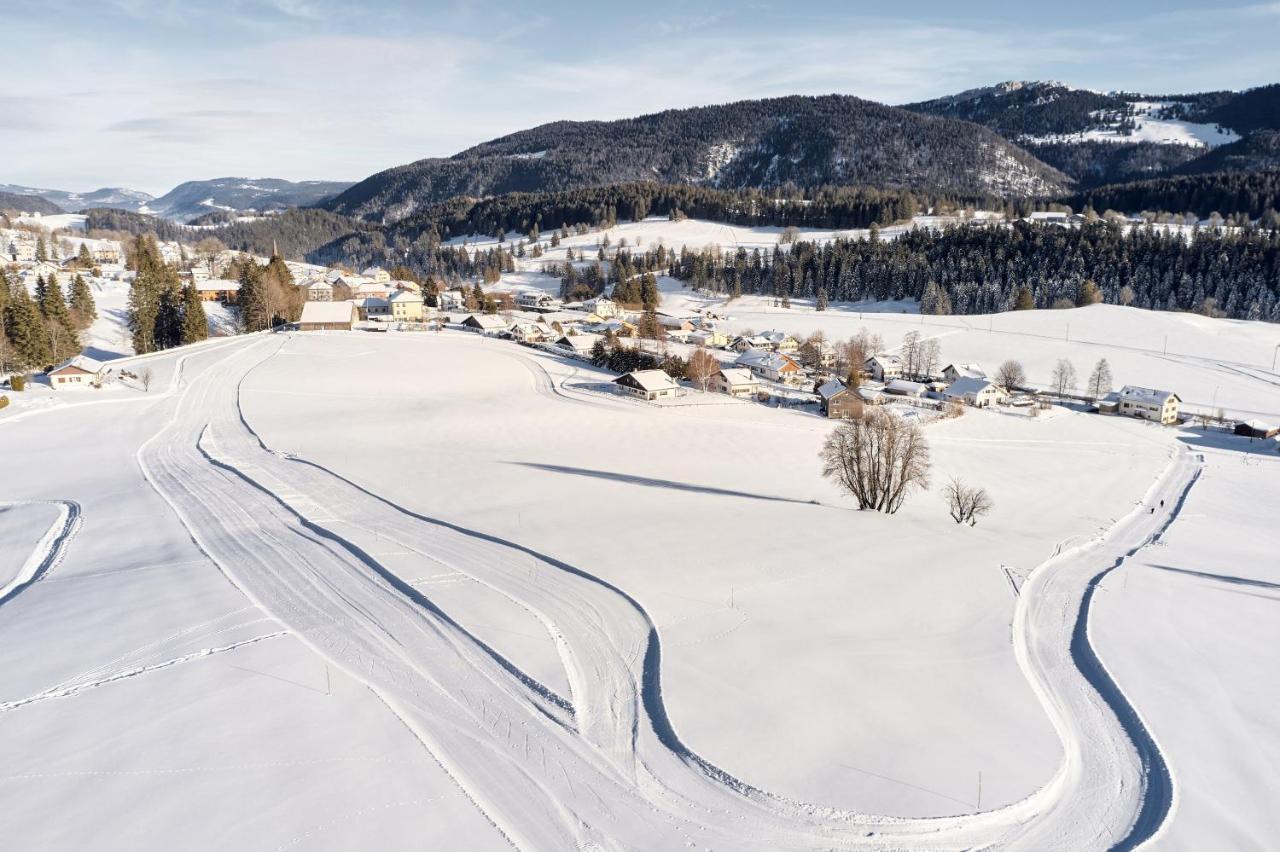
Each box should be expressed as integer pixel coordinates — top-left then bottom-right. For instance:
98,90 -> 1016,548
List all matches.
1025,101 -> 1240,148
2,310 -> 1277,848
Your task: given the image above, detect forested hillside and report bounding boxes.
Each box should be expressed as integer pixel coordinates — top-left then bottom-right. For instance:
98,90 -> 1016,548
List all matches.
1067,169 -> 1280,221
674,221 -> 1280,322
324,95 -> 1068,222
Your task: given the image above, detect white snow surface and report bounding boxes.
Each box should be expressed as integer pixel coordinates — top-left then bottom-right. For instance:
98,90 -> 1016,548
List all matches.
1,317 -> 1275,848
1024,101 -> 1240,148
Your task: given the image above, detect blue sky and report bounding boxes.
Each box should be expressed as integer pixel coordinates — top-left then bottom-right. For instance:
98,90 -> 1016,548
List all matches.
4,0 -> 1278,194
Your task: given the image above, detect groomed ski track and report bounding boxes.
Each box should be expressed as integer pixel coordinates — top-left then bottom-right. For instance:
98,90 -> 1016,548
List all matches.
138,336 -> 1192,850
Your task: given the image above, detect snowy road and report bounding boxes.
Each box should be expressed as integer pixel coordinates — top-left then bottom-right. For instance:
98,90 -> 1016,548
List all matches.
135,336 -> 1196,849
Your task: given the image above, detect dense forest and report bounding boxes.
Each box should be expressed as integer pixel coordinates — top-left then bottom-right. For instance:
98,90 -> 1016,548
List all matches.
671,221 -> 1280,322
1067,169 -> 1280,221
903,81 -> 1135,138
323,95 -> 1067,222
1024,141 -> 1202,187
1175,131 -> 1280,176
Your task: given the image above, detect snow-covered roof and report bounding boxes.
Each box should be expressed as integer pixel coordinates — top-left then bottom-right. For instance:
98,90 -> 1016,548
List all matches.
817,378 -> 847,400
944,377 -> 999,397
557,333 -> 600,351
299,301 -> 355,324
867,354 -> 902,366
944,363 -> 987,379
735,349 -> 799,371
1119,385 -> 1179,405
885,379 -> 927,395
1239,419 -> 1276,431
357,296 -> 389,308
616,369 -> 680,392
49,355 -> 103,375
302,278 -> 333,290
464,313 -> 509,330
197,278 -> 239,291
388,289 -> 423,303
716,368 -> 757,387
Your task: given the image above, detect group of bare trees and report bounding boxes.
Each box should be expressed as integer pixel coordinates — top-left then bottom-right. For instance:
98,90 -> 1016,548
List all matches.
899,330 -> 942,380
821,411 -> 995,525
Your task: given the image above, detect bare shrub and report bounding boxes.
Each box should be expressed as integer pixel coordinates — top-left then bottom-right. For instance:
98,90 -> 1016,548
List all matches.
944,477 -> 994,526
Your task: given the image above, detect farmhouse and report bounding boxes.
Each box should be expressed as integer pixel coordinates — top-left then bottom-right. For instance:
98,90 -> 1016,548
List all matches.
884,379 -> 928,397
47,355 -> 104,388
944,376 -> 1007,408
516,292 -> 561,311
735,349 -> 804,384
865,354 -> 903,382
297,300 -> 356,331
300,279 -> 334,302
817,379 -> 864,419
730,334 -> 771,353
555,333 -> 601,355
388,289 -> 425,321
583,296 -> 619,318
1234,419 -> 1279,439
709,368 -> 760,398
462,314 -> 510,335
355,296 -> 390,321
614,369 -> 681,401
1117,385 -> 1180,425
942,363 -> 987,383
196,279 -> 239,303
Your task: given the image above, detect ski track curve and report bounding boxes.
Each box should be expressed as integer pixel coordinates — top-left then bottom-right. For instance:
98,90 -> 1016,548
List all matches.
133,335 -> 1193,850
0,499 -> 82,608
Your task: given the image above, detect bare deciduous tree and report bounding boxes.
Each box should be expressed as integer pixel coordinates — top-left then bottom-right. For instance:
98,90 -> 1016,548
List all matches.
1086,358 -> 1113,399
900,331 -> 922,378
1050,358 -> 1076,396
686,345 -> 719,393
944,477 -> 994,526
995,359 -> 1026,390
140,368 -> 153,393
920,338 -> 942,379
820,410 -> 931,514
840,328 -> 883,377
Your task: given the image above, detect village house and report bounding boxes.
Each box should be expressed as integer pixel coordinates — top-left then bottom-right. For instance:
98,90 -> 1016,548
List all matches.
817,379 -> 865,419
942,363 -> 988,383
516,291 -> 562,311
298,300 -> 356,331
355,296 -> 391,321
758,330 -> 800,353
865,354 -> 903,383
196,279 -> 239,303
583,296 -> 619,318
462,314 -> 510,335
300,279 -> 334,302
361,266 -> 392,283
614,369 -> 681,401
509,322 -> 551,344
1116,385 -> 1181,425
730,334 -> 771,353
735,349 -> 805,385
47,355 -> 104,388
388,289 -> 425,321
438,289 -> 466,311
658,316 -> 697,333
943,376 -> 1007,408
691,328 -> 729,348
555,333 -> 601,356
709,367 -> 760,398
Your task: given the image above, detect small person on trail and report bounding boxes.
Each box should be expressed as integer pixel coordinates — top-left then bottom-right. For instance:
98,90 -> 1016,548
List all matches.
1160,499 -> 1165,508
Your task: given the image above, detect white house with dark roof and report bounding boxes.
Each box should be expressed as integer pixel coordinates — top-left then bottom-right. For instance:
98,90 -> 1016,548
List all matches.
942,363 -> 987,383
865,354 -> 903,382
614,369 -> 681,400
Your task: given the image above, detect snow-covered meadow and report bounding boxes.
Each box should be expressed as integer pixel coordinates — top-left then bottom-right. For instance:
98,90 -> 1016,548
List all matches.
1,310 -> 1276,848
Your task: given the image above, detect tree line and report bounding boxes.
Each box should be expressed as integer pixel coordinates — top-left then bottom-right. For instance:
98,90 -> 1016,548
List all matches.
1,268 -> 97,373
671,220 -> 1280,322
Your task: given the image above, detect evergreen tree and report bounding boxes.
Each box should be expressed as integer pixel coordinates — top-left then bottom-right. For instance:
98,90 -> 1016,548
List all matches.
236,261 -> 272,332
816,289 -> 829,311
3,285 -> 52,369
39,275 -> 80,362
69,274 -> 97,329
77,242 -> 92,267
35,236 -> 47,263
180,284 -> 209,344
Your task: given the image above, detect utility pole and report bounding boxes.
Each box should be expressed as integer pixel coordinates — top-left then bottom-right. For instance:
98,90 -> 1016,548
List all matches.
1272,343 -> 1279,372
977,770 -> 983,810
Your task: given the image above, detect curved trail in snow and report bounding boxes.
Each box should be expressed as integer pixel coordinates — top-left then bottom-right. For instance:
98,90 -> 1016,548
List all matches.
137,336 -> 1193,849
0,500 -> 82,608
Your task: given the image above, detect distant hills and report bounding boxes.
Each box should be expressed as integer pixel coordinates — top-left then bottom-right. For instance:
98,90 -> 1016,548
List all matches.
322,95 -> 1070,223
0,178 -> 353,223
903,80 -> 1280,186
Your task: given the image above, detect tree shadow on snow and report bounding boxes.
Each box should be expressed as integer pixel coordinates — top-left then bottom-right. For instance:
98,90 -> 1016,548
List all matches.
506,461 -> 824,506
